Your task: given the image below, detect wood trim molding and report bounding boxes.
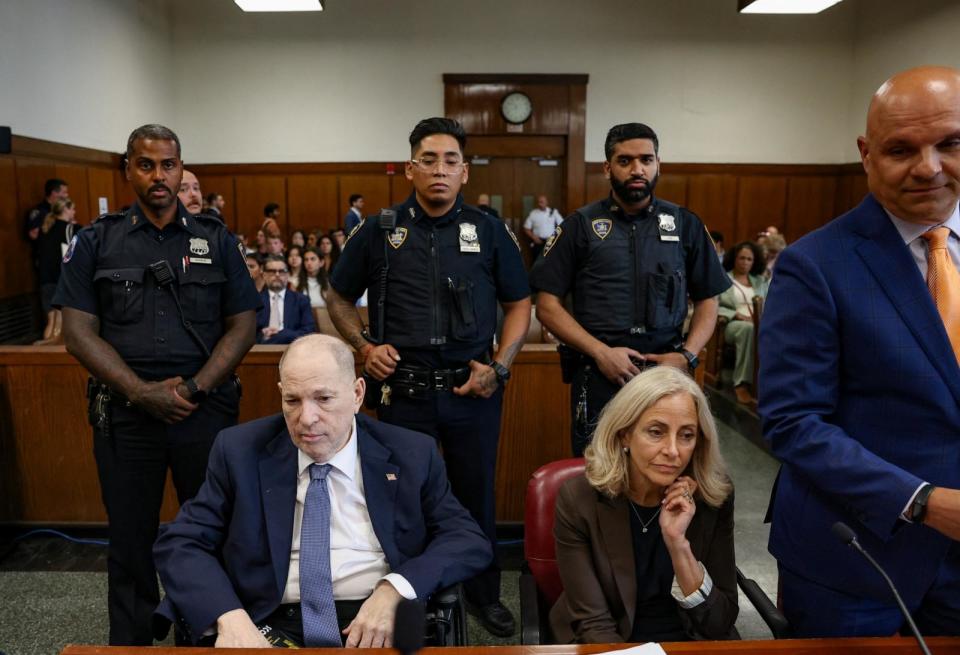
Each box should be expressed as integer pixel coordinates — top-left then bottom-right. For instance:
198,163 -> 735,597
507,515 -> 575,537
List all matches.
586,161 -> 863,176
189,162 -> 408,176
9,135 -> 121,167
443,73 -> 589,85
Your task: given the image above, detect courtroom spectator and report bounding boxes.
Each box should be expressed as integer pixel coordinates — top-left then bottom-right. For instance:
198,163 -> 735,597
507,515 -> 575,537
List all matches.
25,178 -> 69,272
551,366 -> 737,643
318,234 -> 340,273
301,246 -> 328,308
153,335 -> 491,647
287,245 -> 306,291
477,193 -> 500,218
255,229 -> 268,256
177,170 -> 203,215
343,193 -> 364,233
290,229 -> 306,248
330,227 -> 346,249
246,253 -> 266,293
718,242 -> 767,405
206,192 -> 225,218
709,231 -> 725,262
264,202 -> 281,222
36,199 -> 77,343
523,194 -> 563,260
761,233 -> 786,278
267,234 -> 285,256
306,230 -> 319,248
256,255 -> 316,345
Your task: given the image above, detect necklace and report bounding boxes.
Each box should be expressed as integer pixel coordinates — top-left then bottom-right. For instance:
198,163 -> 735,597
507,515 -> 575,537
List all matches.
629,500 -> 662,534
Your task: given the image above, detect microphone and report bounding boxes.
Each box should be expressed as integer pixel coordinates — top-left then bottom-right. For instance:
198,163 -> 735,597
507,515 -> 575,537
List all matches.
831,522 -> 931,655
393,598 -> 425,655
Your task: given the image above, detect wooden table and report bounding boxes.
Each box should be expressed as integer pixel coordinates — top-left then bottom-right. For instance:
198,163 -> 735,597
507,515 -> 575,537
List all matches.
60,637 -> 960,654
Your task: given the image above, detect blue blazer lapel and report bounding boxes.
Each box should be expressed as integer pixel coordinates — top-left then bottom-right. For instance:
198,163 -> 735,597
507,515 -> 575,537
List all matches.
853,196 -> 960,402
357,421 -> 401,567
259,429 -> 298,598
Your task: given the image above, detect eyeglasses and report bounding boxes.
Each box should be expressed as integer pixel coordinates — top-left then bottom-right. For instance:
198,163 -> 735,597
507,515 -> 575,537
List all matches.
264,269 -> 288,276
409,157 -> 466,173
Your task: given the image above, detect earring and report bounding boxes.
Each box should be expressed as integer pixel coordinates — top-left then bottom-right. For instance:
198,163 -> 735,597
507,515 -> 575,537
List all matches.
622,446 -> 630,454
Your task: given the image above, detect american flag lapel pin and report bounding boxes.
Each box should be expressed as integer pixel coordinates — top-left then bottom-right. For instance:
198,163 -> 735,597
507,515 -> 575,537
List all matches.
386,473 -> 397,481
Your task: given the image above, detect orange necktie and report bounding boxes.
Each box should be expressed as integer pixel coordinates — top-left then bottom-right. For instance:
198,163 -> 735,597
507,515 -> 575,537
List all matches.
921,227 -> 960,365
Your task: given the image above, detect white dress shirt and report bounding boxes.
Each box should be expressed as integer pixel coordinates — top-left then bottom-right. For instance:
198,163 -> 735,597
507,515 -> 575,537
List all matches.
281,419 -> 415,602
306,277 -> 325,308
524,207 -> 564,240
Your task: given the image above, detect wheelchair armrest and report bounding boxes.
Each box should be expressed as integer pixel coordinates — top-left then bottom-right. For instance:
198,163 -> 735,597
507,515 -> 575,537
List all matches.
519,571 -> 542,645
736,567 -> 791,639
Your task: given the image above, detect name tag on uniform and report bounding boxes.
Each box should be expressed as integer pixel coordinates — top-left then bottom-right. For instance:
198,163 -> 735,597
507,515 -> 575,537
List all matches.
459,223 -> 480,253
189,257 -> 213,265
658,213 -> 679,242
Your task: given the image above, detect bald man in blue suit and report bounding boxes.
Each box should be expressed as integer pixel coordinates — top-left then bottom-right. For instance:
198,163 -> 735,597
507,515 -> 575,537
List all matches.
759,66 -> 960,637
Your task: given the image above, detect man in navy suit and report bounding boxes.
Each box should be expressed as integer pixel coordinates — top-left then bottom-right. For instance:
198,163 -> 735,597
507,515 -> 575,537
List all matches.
256,254 -> 316,344
759,66 -> 960,636
344,194 -> 364,233
153,334 -> 492,647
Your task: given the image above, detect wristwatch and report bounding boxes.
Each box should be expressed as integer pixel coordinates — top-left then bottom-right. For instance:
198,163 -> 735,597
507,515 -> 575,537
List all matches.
680,348 -> 700,371
491,361 -> 511,386
910,483 -> 936,523
184,377 -> 207,403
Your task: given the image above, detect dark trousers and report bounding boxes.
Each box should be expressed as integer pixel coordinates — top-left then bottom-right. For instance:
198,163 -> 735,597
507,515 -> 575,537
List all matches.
779,546 -> 960,637
193,600 -> 364,647
377,387 -> 504,606
570,363 -> 620,457
93,386 -> 238,645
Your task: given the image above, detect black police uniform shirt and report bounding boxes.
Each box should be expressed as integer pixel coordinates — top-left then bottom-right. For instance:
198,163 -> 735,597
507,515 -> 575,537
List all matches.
53,201 -> 261,381
330,192 -> 530,368
528,195 -> 730,353
25,200 -> 52,238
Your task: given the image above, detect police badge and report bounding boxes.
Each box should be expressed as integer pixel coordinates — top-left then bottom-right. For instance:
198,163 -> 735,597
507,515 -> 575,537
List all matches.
387,227 -> 408,249
459,222 -> 480,253
189,237 -> 210,256
657,213 -> 676,232
591,218 -> 613,240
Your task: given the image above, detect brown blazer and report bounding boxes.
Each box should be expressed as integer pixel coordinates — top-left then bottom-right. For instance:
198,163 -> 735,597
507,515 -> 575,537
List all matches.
549,475 -> 739,643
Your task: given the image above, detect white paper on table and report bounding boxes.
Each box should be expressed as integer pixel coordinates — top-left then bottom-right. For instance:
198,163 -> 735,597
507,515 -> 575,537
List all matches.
595,644 -> 667,655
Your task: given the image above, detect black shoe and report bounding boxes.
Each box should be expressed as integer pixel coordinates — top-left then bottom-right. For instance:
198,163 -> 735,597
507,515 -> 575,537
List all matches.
467,600 -> 515,637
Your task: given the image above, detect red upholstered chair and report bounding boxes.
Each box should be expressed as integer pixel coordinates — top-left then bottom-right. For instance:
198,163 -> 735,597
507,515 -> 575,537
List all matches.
519,457 -> 585,644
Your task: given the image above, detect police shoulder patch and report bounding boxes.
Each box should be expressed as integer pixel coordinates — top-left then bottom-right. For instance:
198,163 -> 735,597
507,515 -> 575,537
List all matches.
591,218 -> 613,240
542,226 -> 563,257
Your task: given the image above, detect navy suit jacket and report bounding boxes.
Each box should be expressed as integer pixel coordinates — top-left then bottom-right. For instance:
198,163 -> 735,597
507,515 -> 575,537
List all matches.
759,194 -> 960,606
344,209 -> 362,233
255,288 -> 316,344
153,413 -> 492,642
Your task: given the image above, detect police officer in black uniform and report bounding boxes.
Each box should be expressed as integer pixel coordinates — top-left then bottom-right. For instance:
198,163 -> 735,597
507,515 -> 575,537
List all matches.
25,177 -> 69,268
54,124 -> 260,646
327,118 -> 531,637
530,122 -> 729,457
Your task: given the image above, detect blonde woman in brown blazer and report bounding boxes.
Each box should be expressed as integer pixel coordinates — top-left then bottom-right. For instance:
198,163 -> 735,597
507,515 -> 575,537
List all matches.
550,366 -> 738,643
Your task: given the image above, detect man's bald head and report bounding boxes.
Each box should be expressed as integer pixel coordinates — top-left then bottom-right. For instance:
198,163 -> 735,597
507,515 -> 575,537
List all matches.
178,169 -> 203,215
858,66 -> 960,225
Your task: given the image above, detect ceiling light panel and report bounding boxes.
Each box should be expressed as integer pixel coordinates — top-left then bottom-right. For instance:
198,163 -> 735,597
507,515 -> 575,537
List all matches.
235,0 -> 323,12
738,0 -> 842,14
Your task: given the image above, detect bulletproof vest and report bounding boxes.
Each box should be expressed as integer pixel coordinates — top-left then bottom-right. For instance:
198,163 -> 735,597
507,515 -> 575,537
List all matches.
366,203 -> 497,356
572,199 -> 687,351
90,211 -> 228,376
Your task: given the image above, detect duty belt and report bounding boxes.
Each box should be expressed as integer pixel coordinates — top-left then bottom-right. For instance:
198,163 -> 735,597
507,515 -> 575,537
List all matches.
389,363 -> 471,394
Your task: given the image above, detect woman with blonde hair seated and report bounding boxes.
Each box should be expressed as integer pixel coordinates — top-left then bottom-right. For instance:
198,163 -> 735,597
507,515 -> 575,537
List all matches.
550,366 -> 738,643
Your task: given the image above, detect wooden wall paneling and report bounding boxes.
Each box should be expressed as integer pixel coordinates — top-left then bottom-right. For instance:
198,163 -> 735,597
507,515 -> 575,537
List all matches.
656,173 -> 689,208
585,164 -> 609,203
389,173 -> 412,207
86,167 -> 115,220
14,158 -> 57,217
835,172 -> 868,216
785,176 -> 838,242
0,159 -> 32,299
686,174 -> 738,242
566,84 -> 587,213
735,176 -> 788,243
234,175 -> 287,241
466,136 -> 566,159
286,174 -> 339,234
196,174 -> 236,232
338,174 -> 390,222
113,169 -> 137,211
54,164 -> 91,225
445,82 -> 572,136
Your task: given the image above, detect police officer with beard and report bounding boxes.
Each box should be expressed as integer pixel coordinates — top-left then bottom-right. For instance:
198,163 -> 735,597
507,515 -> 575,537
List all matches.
530,123 -> 729,456
54,124 -> 259,645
